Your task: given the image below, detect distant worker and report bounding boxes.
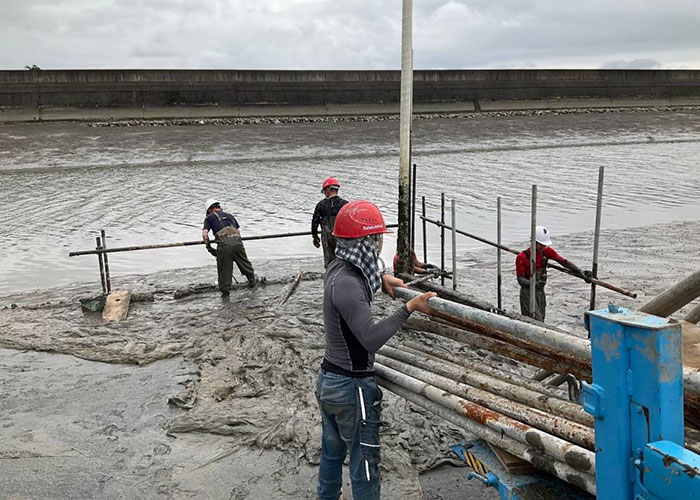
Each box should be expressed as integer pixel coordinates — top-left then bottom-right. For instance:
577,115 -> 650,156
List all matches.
311,177 -> 348,268
392,250 -> 441,275
515,226 -> 591,321
316,200 -> 435,500
202,199 -> 257,294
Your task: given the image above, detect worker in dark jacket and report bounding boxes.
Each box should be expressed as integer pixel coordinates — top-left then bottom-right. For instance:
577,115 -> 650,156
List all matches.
202,199 -> 257,294
312,177 -> 348,268
515,226 -> 591,321
316,200 -> 435,500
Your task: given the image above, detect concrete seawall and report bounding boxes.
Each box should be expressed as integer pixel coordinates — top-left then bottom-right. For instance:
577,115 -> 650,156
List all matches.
2,69 -> 700,122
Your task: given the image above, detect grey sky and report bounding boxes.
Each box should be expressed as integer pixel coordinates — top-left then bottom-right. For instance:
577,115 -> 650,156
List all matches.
1,0 -> 699,69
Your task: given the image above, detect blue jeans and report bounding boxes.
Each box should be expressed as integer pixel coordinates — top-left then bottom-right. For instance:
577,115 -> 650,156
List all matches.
316,370 -> 383,500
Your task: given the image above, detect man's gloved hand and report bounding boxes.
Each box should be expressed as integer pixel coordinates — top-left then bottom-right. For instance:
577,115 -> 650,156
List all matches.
582,270 -> 593,283
312,236 -> 321,248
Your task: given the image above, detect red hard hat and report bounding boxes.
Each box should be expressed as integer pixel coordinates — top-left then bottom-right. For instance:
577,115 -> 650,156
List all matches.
322,177 -> 340,192
333,200 -> 391,239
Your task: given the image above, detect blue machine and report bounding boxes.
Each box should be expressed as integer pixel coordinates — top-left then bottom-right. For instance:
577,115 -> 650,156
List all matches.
454,305 -> 700,500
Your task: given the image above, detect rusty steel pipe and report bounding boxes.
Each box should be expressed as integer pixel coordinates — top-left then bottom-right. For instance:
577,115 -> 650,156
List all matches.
394,287 -> 592,360
383,344 -> 592,427
377,377 -> 597,495
375,365 -> 597,475
375,355 -> 595,450
428,310 -> 593,376
405,316 -> 592,380
399,341 -> 575,403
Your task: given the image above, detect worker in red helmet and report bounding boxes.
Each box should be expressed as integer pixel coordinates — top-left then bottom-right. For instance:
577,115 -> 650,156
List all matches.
311,177 -> 348,268
316,200 -> 436,500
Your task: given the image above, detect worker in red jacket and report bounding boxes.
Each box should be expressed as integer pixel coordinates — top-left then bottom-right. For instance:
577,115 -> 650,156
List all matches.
516,226 -> 591,321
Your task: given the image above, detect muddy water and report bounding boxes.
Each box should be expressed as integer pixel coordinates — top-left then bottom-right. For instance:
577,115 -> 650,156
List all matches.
1,110 -> 700,294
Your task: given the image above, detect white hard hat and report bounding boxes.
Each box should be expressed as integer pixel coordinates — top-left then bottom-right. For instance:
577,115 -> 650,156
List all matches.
205,198 -> 220,214
536,226 -> 552,246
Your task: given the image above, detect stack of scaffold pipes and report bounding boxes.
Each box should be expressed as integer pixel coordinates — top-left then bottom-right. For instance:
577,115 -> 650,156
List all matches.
379,278 -> 700,495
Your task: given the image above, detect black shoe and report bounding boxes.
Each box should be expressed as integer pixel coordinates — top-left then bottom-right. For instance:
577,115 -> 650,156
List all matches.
221,290 -> 230,296
248,277 -> 258,288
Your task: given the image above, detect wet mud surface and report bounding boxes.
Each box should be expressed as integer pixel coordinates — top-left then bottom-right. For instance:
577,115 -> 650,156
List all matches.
0,258 -> 494,499
1,218 -> 698,498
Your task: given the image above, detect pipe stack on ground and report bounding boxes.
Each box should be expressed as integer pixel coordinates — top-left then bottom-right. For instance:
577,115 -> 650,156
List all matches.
375,363 -> 597,495
381,283 -> 700,494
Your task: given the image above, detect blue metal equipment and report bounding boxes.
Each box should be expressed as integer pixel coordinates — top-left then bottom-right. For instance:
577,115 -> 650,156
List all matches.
584,305 -> 700,500
452,305 -> 700,499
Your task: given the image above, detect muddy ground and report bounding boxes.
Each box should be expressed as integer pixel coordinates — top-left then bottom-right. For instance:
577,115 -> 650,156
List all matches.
1,219 -> 699,499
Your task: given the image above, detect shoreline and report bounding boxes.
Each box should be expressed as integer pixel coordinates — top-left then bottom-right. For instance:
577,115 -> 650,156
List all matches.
1,102 -> 700,128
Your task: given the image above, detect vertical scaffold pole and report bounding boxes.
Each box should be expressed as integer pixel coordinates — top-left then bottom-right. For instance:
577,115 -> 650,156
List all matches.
441,192 -> 446,286
421,196 -> 427,264
497,196 -> 502,310
451,199 -> 457,291
101,229 -> 112,293
96,237 -> 106,293
590,166 -> 605,312
411,163 -> 417,253
529,186 -> 537,316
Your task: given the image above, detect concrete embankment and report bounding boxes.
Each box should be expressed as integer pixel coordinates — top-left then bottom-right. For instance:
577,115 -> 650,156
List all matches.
2,69 -> 700,122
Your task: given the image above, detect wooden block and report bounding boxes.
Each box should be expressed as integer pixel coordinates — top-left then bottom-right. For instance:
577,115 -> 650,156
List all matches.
487,442 -> 536,474
102,290 -> 132,322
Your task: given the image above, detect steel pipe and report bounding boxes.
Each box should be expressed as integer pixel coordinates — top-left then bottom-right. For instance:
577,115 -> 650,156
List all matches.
69,225 -> 400,257
441,192 -> 446,286
686,302 -> 700,325
451,199 -> 457,291
530,185 -> 537,316
95,237 -> 106,294
398,272 -> 499,313
377,377 -> 597,495
384,344 -> 592,426
376,354 -> 595,448
404,316 -> 592,380
399,341 -> 575,403
100,230 -> 112,293
421,196 -> 427,264
375,365 -> 597,475
639,268 -> 700,317
590,166 -> 605,311
497,196 -> 502,310
395,287 -> 592,360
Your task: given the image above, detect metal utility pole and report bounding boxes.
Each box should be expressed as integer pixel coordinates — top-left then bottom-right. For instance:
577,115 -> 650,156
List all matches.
396,0 -> 414,275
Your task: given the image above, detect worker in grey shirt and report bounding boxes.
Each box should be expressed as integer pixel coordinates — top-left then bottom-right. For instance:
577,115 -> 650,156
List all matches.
316,200 -> 435,500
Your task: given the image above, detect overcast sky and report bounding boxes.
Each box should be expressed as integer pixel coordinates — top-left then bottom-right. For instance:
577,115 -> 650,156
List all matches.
1,0 -> 699,70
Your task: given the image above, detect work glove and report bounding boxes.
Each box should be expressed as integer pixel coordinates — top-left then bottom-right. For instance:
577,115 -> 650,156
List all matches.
312,236 -> 321,248
206,243 -> 217,258
582,270 -> 593,283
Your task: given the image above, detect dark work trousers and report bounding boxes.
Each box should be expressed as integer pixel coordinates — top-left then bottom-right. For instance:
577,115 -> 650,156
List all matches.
316,370 -> 382,500
216,236 -> 255,291
520,286 -> 547,322
321,223 -> 338,268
